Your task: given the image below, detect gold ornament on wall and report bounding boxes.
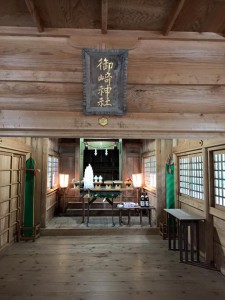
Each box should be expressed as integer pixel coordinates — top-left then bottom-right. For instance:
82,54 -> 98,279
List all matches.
98,117 -> 108,126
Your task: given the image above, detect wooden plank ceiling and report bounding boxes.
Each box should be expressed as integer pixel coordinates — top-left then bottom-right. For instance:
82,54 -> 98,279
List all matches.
0,0 -> 225,36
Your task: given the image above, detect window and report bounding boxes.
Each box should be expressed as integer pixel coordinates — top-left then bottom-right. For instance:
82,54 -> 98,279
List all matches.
179,154 -> 203,200
47,155 -> 59,189
213,151 -> 225,207
144,155 -> 156,188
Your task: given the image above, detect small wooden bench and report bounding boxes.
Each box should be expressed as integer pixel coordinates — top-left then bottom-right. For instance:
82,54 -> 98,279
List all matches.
117,206 -> 155,226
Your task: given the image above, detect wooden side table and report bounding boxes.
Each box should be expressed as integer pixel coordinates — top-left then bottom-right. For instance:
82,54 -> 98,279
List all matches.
164,209 -> 205,263
118,206 -> 155,226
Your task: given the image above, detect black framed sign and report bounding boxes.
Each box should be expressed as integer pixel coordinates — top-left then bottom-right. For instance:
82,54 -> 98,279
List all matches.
82,48 -> 128,115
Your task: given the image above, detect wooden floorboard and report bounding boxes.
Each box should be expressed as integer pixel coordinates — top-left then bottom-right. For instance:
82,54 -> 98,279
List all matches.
0,235 -> 225,300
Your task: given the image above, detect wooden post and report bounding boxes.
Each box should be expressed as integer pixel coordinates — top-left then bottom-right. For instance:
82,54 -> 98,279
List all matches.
40,138 -> 48,228
203,147 -> 214,265
173,153 -> 179,208
156,140 -> 173,226
79,138 -> 85,181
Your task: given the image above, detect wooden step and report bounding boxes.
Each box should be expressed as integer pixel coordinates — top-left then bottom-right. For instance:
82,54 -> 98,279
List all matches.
65,208 -> 145,217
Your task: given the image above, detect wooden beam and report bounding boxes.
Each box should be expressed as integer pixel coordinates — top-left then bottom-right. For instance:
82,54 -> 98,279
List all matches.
163,0 -> 187,36
0,27 -> 224,41
25,0 -> 44,33
101,0 -> 108,34
1,111 -> 225,139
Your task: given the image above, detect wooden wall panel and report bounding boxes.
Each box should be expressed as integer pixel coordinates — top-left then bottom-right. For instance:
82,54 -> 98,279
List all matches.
11,184 -> 18,197
46,191 -> 57,224
141,140 -> 156,154
0,186 -> 10,201
0,201 -> 9,217
1,36 -> 225,85
0,154 -> 11,169
213,216 -> 225,275
0,29 -> 225,137
122,142 -> 141,181
2,83 -> 225,114
0,150 -> 25,252
12,170 -> 19,183
175,138 -> 225,274
126,85 -> 225,114
0,138 -> 31,153
0,232 -> 8,248
0,216 -> 8,231
12,156 -> 20,168
0,171 -> 11,186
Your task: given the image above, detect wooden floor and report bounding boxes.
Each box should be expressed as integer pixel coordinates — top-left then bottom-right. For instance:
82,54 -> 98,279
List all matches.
0,235 -> 225,300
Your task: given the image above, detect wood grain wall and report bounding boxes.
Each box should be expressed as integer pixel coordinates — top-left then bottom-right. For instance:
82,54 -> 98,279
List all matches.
0,28 -> 225,138
174,138 -> 225,275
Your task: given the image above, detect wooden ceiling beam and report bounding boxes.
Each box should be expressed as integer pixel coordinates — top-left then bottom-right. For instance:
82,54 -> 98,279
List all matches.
25,0 -> 44,33
163,0 -> 187,36
101,0 -> 108,34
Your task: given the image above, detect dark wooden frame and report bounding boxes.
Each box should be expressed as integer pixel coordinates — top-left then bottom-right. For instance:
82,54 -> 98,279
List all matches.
82,48 -> 128,115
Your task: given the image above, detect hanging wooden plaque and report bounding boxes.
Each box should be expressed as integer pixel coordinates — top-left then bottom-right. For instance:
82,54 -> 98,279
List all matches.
82,48 -> 128,115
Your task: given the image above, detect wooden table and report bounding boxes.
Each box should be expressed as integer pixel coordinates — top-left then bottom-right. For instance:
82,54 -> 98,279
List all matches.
85,189 -> 123,227
118,207 -> 139,226
164,209 -> 205,263
118,206 -> 155,226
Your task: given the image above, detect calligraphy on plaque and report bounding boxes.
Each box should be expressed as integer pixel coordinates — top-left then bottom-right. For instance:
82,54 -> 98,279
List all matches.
82,49 -> 128,115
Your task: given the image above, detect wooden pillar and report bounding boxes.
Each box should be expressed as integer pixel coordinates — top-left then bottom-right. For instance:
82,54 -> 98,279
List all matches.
40,138 -> 48,228
31,138 -> 47,228
203,147 -> 214,265
119,138 -> 123,180
79,138 -> 85,180
156,139 -> 173,225
173,152 -> 179,208
75,139 -> 80,181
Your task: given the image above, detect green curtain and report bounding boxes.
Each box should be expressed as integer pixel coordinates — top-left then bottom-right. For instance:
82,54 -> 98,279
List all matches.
24,157 -> 35,235
166,163 -> 175,208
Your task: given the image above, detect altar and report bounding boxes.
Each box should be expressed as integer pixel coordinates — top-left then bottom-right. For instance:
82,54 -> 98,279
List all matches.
85,189 -> 127,227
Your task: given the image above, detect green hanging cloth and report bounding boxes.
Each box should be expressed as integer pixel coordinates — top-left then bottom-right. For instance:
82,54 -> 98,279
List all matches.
24,156 -> 35,236
166,163 -> 175,208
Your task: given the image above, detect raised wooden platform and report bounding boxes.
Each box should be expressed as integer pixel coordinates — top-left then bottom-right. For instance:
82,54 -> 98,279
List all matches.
43,216 -> 158,236
41,227 -> 159,236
